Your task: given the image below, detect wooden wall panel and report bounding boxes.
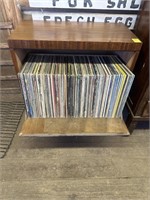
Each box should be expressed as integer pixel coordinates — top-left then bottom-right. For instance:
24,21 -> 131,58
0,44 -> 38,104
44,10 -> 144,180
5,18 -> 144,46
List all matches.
1,0 -> 29,27
0,3 -> 12,62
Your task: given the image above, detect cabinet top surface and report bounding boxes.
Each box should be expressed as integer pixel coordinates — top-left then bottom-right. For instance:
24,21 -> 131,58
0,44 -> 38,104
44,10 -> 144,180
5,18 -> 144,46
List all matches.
8,21 -> 142,51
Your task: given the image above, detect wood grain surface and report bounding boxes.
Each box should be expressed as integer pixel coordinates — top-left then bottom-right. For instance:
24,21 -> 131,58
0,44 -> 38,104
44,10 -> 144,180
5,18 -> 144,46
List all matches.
20,117 -> 129,136
8,21 -> 142,51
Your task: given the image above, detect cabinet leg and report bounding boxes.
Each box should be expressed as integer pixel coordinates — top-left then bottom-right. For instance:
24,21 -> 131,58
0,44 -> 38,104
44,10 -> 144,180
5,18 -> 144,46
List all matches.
125,114 -> 137,134
128,121 -> 137,133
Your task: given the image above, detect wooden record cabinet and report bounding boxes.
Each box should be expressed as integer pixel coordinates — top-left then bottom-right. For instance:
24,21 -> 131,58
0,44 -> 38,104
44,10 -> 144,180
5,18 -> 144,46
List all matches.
8,21 -> 142,136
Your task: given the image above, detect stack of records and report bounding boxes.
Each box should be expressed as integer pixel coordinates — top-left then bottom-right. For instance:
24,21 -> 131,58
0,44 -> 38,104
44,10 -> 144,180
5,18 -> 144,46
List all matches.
18,54 -> 135,118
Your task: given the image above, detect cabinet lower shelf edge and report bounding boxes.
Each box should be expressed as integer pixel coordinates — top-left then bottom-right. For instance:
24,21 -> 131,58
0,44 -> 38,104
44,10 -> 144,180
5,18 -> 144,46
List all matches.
19,118 -> 130,137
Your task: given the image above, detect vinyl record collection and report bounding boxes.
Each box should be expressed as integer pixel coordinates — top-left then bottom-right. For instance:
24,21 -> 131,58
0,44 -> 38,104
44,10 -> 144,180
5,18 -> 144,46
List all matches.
18,54 -> 135,118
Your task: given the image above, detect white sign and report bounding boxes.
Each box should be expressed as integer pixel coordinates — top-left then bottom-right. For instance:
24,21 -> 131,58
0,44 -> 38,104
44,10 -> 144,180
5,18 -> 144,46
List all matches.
29,0 -> 142,10
28,0 -> 142,29
32,12 -> 137,29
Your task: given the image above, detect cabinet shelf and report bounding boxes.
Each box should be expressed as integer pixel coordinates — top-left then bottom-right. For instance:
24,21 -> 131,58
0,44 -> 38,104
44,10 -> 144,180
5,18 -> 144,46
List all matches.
8,21 -> 142,136
20,117 -> 129,137
8,21 -> 142,51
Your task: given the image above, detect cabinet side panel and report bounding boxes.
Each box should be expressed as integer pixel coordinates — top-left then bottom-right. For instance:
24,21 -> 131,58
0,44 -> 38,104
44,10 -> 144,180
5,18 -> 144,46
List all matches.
10,49 -> 26,73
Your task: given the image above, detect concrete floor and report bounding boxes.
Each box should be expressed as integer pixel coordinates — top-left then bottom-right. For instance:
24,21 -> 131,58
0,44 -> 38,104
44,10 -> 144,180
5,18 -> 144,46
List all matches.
0,120 -> 149,200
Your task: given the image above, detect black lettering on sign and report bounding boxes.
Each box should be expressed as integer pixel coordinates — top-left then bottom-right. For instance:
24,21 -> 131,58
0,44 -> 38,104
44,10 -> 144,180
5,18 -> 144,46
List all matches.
130,0 -> 139,8
77,16 -> 84,22
105,17 -> 112,23
87,17 -> 95,22
115,17 -> 123,23
68,0 -> 77,7
65,16 -> 72,21
117,0 -> 127,8
55,16 -> 62,22
107,0 -> 115,8
53,0 -> 59,6
43,16 -> 50,21
39,15 -> 135,28
84,0 -> 93,7
125,17 -> 133,27
107,0 -> 140,9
